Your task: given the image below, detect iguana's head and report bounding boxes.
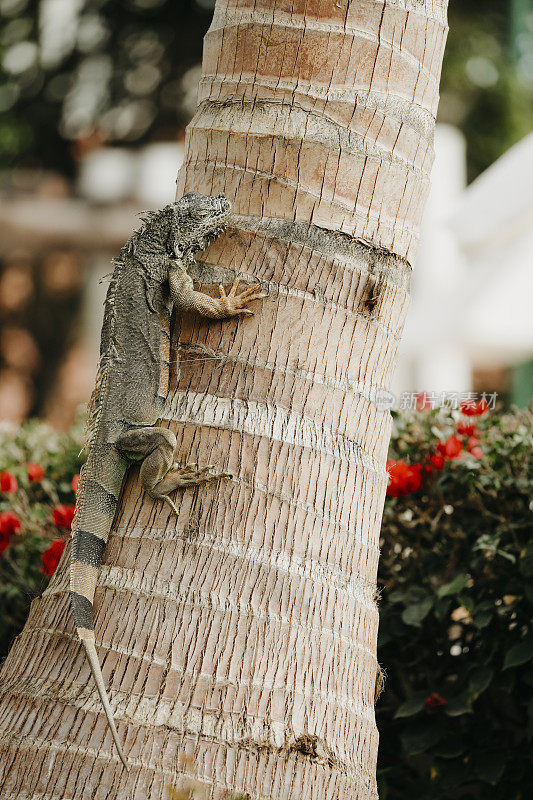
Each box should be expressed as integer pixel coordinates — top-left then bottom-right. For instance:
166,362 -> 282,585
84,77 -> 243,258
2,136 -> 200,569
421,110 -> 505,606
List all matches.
170,192 -> 231,257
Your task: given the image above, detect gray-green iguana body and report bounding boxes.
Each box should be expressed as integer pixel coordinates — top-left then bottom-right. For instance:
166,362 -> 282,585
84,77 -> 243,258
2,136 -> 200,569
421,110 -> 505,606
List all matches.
70,192 -> 264,769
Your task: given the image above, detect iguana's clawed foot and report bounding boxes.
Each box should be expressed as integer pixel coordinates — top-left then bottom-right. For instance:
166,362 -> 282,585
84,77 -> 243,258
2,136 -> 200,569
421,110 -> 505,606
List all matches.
153,464 -> 231,516
172,463 -> 232,487
218,278 -> 267,317
157,464 -> 231,516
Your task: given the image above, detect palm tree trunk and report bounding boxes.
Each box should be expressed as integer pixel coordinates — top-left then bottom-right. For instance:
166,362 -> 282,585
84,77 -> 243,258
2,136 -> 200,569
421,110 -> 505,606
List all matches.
0,1 -> 449,798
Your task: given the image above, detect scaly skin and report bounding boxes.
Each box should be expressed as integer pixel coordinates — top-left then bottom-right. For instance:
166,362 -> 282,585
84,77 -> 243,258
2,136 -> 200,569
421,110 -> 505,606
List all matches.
70,193 -> 265,769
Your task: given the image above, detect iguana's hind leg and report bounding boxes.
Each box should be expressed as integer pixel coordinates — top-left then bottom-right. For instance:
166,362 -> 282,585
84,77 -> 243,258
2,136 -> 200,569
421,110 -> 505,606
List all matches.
115,427 -> 230,514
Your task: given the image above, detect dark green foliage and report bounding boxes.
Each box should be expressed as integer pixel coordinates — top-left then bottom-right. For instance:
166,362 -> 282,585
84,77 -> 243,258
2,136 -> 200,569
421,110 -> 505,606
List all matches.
378,406 -> 532,799
0,418 -> 83,659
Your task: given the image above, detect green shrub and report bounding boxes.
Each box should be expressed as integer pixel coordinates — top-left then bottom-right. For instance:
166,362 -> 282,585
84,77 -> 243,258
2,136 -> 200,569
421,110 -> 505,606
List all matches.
378,404 -> 532,799
0,419 -> 83,658
0,407 -> 531,799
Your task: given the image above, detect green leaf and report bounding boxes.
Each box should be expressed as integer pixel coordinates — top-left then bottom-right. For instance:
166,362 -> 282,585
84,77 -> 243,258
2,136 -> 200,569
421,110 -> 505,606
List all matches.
401,598 -> 433,627
401,720 -> 445,755
437,574 -> 469,599
473,610 -> 492,629
503,637 -> 533,669
445,691 -> 473,717
404,586 -> 430,604
387,591 -> 405,604
433,739 -> 466,759
434,597 -> 451,621
436,759 -> 470,791
394,691 -> 428,718
468,666 -> 493,698
459,594 -> 475,612
474,750 -> 506,785
520,542 -> 533,577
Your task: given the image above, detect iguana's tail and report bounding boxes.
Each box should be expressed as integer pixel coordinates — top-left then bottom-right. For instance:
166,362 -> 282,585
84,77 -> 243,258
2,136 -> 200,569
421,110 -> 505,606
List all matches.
77,631 -> 129,770
70,458 -> 129,770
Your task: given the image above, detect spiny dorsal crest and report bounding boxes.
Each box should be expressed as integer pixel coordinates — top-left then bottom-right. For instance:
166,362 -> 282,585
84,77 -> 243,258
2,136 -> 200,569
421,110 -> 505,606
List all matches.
83,260 -> 123,450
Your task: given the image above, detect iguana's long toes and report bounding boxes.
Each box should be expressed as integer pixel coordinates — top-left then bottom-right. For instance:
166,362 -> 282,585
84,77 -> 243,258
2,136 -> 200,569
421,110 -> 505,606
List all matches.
228,278 -> 240,296
238,284 -> 264,299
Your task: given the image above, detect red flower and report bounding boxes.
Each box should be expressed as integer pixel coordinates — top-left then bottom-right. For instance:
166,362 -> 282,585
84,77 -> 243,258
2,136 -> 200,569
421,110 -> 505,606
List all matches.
437,435 -> 463,460
425,692 -> 447,714
40,539 -> 66,576
52,504 -> 76,529
460,399 -> 488,416
428,452 -> 446,470
71,474 -> 80,494
465,436 -> 484,459
27,462 -> 45,482
0,511 -> 21,536
0,471 -> 18,493
0,511 -> 21,555
456,420 -> 478,437
386,459 -> 423,497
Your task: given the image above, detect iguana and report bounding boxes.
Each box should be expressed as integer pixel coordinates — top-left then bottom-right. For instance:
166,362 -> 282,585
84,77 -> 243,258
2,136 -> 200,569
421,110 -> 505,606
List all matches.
70,192 -> 265,769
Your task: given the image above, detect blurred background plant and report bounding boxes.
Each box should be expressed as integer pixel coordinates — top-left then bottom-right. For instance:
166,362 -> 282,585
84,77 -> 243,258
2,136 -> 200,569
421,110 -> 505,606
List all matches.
0,417 -> 82,653
1,405 -> 531,799
1,0 -> 532,181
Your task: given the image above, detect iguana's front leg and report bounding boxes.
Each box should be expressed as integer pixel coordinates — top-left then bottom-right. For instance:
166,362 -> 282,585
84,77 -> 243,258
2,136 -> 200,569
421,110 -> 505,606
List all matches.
115,427 -> 230,515
170,265 -> 266,319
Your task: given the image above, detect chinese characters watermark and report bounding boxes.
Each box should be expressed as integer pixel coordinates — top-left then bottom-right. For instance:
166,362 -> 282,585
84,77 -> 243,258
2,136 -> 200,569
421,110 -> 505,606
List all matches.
372,390 -> 498,412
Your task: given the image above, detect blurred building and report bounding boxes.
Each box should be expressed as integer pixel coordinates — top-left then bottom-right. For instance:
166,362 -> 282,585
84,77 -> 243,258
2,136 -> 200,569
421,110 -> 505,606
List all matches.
450,130 -> 533,406
393,125 -> 533,407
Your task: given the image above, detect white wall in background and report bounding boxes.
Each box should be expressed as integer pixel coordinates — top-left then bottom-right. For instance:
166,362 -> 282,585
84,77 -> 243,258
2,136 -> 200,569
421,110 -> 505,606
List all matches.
393,124 -> 470,396
78,142 -> 185,208
450,131 -> 533,366
78,148 -> 137,204
136,143 -> 185,208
